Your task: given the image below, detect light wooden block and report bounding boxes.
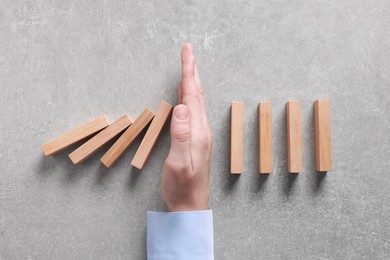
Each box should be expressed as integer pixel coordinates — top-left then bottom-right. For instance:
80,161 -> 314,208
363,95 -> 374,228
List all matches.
259,102 -> 272,174
314,99 -> 332,172
231,101 -> 244,174
41,115 -> 110,156
131,102 -> 173,170
286,100 -> 303,173
101,109 -> 155,168
68,115 -> 133,165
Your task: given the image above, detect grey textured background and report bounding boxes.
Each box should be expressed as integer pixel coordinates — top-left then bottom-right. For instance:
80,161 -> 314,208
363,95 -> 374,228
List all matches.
1,0 -> 390,259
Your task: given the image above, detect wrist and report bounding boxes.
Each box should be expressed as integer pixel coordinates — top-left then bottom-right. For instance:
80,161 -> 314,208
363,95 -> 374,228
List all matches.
167,202 -> 209,212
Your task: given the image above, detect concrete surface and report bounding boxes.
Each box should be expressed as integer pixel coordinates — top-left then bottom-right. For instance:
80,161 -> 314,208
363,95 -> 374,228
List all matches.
1,0 -> 390,259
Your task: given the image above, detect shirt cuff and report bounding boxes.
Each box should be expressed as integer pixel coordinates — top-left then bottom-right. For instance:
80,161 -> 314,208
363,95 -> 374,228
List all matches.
147,210 -> 214,260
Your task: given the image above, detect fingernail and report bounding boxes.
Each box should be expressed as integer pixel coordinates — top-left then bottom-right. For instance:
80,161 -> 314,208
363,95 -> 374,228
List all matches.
185,43 -> 193,50
175,105 -> 188,120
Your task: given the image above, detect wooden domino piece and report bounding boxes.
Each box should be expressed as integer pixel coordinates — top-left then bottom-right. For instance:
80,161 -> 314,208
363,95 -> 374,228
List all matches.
41,115 -> 110,156
286,100 -> 303,173
131,102 -> 173,170
68,115 -> 133,165
231,101 -> 244,174
314,99 -> 332,172
258,102 -> 272,174
101,109 -> 155,168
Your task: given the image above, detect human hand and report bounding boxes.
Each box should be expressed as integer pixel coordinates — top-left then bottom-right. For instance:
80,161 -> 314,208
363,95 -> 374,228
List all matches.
161,43 -> 212,212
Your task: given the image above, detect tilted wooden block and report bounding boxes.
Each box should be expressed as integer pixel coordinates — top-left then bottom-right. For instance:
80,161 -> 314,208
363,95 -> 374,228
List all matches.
41,115 -> 110,156
259,102 -> 272,174
286,100 -> 303,173
131,102 -> 173,170
314,99 -> 332,172
231,101 -> 244,174
101,109 -> 155,168
68,115 -> 133,165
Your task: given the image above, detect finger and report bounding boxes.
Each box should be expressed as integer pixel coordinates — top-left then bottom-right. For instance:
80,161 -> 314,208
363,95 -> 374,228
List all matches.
178,82 -> 183,104
194,66 -> 204,93
181,43 -> 196,80
168,104 -> 192,167
181,43 -> 204,130
194,66 -> 210,128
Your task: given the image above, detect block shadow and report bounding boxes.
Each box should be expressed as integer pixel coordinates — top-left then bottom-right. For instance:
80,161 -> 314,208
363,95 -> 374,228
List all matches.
220,105 -> 241,194
36,145 -> 81,184
250,173 -> 269,195
306,103 -> 327,195
250,105 -> 270,195
128,166 -> 142,188
37,135 -> 130,186
275,105 -> 299,198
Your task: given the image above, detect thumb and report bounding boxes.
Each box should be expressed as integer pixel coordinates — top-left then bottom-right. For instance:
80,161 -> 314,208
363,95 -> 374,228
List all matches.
168,104 -> 192,166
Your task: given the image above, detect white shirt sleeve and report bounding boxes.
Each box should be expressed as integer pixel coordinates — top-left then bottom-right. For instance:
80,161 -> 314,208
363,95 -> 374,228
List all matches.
147,210 -> 214,260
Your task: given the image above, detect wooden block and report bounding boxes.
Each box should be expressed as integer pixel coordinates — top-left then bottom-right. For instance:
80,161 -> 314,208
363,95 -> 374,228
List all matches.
41,115 -> 110,156
286,100 -> 303,173
231,101 -> 244,174
131,102 -> 173,170
101,109 -> 155,168
314,99 -> 332,172
259,102 -> 272,174
68,115 -> 133,165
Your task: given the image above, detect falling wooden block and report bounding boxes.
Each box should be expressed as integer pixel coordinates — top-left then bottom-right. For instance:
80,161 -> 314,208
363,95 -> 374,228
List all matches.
231,101 -> 244,174
286,100 -> 303,173
131,102 -> 173,170
41,115 -> 110,156
259,102 -> 272,174
101,109 -> 155,168
68,115 -> 133,165
314,99 -> 332,172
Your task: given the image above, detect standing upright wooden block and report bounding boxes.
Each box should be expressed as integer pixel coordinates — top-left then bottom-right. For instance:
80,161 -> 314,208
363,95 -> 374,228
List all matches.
68,115 -> 133,165
101,109 -> 155,168
314,99 -> 332,172
231,101 -> 244,174
286,101 -> 303,173
259,102 -> 272,174
131,102 -> 173,170
41,115 -> 110,156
